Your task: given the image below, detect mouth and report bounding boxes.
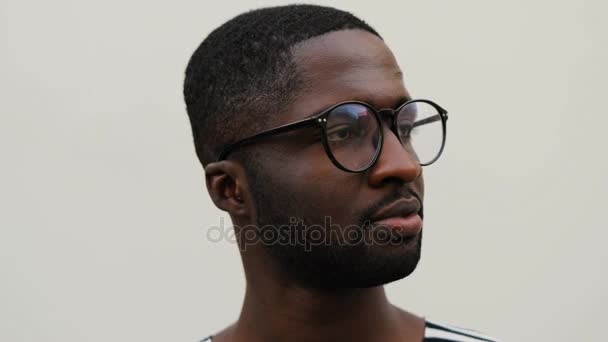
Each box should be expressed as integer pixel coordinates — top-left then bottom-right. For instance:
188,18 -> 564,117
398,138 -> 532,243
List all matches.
369,199 -> 422,238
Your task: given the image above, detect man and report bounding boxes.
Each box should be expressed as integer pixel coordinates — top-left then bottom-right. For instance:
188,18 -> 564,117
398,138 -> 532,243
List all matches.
184,4 -> 497,342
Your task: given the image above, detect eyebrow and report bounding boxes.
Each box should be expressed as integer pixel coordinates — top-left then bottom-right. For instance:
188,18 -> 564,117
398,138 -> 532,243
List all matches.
357,95 -> 412,110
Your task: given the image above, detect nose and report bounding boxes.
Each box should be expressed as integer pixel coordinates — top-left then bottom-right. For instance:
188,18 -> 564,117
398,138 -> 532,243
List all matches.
367,126 -> 422,186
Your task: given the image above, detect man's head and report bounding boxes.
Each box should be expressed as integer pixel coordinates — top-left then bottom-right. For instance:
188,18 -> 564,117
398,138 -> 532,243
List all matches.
184,5 -> 443,289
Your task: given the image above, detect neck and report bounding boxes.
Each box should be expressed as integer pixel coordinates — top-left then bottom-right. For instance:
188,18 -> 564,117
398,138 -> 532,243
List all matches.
238,282 -> 405,341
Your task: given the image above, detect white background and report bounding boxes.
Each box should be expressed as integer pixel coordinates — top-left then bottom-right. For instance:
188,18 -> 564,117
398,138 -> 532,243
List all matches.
1,0 -> 606,341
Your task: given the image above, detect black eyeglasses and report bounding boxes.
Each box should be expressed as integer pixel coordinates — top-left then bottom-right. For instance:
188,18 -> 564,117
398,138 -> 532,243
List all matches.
218,99 -> 448,173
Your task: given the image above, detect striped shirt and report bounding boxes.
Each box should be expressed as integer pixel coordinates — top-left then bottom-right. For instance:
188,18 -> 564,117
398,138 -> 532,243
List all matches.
200,318 -> 499,341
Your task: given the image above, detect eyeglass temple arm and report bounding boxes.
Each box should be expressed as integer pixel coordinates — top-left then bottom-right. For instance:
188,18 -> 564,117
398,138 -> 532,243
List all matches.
217,118 -> 317,161
412,112 -> 447,128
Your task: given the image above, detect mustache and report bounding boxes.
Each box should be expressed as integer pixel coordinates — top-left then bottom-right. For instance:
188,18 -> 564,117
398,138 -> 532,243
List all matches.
358,187 -> 423,226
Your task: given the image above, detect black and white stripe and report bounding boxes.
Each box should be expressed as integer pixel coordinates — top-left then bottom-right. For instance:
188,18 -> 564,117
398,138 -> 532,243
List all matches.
424,319 -> 499,341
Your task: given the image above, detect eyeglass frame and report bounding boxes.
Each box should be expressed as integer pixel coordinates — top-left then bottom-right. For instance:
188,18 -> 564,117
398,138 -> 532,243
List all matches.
217,98 -> 449,173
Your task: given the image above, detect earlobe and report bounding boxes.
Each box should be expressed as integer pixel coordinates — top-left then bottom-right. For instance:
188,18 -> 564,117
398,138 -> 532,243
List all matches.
204,161 -> 249,217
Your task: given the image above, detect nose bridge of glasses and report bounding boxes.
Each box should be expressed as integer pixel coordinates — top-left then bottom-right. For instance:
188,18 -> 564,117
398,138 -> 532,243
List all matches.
377,108 -> 400,138
377,108 -> 396,118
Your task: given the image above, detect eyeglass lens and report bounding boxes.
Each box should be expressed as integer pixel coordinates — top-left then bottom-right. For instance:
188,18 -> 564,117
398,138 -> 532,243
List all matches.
325,101 -> 443,171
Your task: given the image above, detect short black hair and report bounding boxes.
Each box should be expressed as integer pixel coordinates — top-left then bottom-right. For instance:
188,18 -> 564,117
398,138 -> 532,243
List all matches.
183,4 -> 381,167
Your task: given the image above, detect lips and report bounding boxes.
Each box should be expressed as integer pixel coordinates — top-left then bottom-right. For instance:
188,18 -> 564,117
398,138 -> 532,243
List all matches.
369,199 -> 422,237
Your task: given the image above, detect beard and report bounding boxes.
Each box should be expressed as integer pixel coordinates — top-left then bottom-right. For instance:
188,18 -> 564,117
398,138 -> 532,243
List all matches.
244,164 -> 423,289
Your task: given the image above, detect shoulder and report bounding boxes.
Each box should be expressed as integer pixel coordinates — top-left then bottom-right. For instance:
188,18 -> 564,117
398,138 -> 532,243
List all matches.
424,318 -> 500,341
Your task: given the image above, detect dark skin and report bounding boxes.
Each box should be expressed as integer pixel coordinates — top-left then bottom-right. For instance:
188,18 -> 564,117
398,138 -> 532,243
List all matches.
204,29 -> 425,342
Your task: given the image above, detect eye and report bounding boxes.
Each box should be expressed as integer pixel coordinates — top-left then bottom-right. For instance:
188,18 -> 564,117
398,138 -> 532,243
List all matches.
397,122 -> 413,139
326,124 -> 356,142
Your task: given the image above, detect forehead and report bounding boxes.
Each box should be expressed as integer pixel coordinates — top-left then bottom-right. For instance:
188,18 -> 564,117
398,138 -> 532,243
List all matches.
288,29 -> 409,119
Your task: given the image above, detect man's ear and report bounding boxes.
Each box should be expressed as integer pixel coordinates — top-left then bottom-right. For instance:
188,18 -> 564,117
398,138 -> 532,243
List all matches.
204,160 -> 251,218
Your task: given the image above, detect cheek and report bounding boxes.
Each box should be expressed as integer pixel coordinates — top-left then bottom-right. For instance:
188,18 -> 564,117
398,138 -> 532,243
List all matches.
288,163 -> 360,218
269,143 -> 362,219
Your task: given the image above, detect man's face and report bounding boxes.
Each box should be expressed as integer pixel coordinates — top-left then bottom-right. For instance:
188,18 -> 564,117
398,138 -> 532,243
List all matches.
245,29 -> 424,288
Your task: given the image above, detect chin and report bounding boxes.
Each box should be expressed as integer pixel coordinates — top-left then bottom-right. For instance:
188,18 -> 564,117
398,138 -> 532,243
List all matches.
352,234 -> 422,288
285,232 -> 423,289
